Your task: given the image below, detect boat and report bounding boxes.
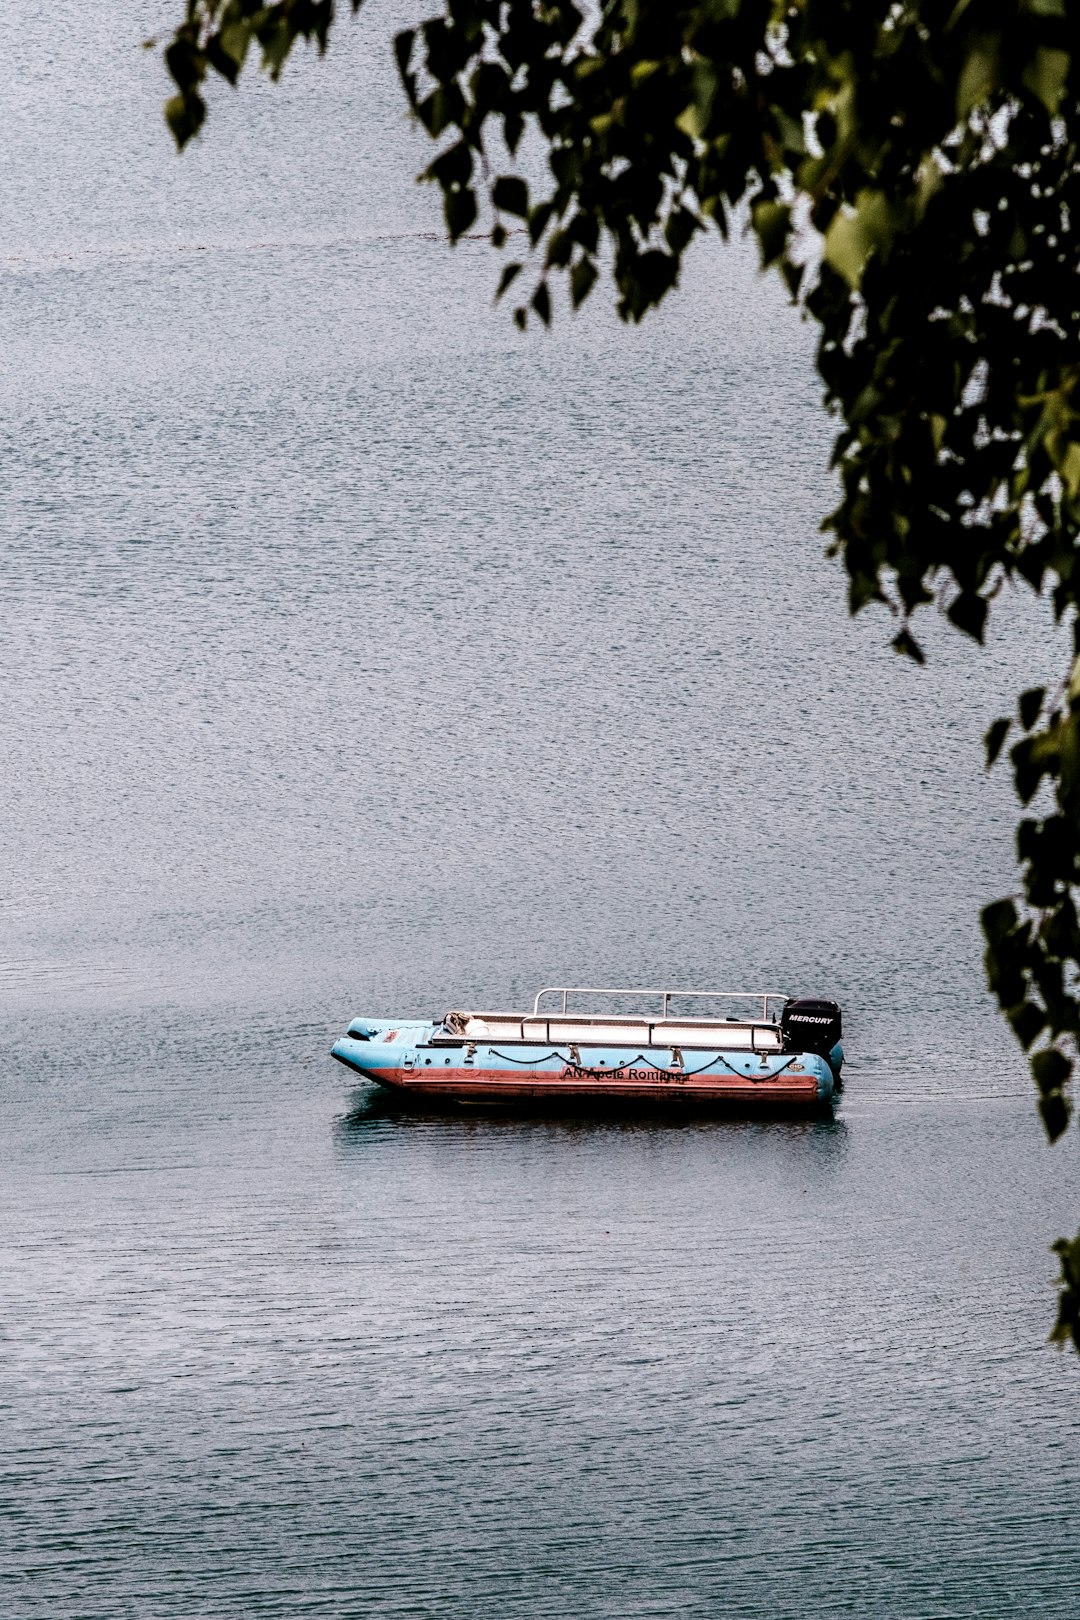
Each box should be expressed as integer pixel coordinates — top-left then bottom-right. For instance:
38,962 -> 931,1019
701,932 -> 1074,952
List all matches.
331,986 -> 843,1112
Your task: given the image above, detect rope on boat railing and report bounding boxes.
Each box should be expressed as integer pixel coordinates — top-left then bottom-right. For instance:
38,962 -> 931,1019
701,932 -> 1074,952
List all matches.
711,1054 -> 799,1083
485,1048 -> 800,1083
486,1048 -> 566,1066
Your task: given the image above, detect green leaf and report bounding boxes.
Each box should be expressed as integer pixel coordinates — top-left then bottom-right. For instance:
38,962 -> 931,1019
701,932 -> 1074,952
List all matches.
1019,687 -> 1046,731
956,36 -> 1000,119
421,85 -> 464,139
823,190 -> 891,289
892,627 -> 925,664
780,259 -> 804,300
1011,730 -> 1062,804
1050,1231 -> 1080,1350
495,262 -> 522,300
527,201 -> 553,246
947,591 -> 988,642
982,897 -> 1019,944
394,30 -> 415,78
428,140 -> 472,191
823,208 -> 866,290
1039,1088 -> 1070,1141
1060,440 -> 1080,499
752,200 -> 791,269
1023,48 -> 1071,117
546,227 -> 572,270
985,717 -> 1011,767
444,186 -> 477,240
1032,1046 -> 1072,1094
1009,1000 -> 1047,1050
531,282 -> 551,326
665,207 -> 699,257
570,256 -> 598,308
915,156 -> 944,220
219,23 -> 251,72
164,91 -> 205,148
207,22 -> 251,84
492,176 -> 529,218
675,104 -> 705,141
630,59 -> 662,85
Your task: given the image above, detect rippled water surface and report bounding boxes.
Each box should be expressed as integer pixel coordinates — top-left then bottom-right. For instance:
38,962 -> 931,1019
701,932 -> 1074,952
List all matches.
3,4 -> 1080,1615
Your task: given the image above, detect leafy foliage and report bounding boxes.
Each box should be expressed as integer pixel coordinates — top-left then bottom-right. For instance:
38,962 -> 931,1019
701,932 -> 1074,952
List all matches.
162,0 -> 1080,1348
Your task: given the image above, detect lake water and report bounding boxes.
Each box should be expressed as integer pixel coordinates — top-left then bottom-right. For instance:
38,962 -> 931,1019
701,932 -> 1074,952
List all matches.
3,5 -> 1080,1615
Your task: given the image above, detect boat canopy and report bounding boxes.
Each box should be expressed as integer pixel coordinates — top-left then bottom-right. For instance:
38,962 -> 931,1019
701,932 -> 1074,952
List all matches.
442,987 -> 790,1051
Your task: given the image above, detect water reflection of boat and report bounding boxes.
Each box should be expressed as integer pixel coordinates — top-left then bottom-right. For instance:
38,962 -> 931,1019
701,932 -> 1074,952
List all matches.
331,986 -> 843,1113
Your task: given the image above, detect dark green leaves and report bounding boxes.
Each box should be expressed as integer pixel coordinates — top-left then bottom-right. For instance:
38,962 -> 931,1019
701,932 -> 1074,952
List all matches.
983,673 -> 1080,1163
982,891 -> 1075,1138
162,1 -> 354,147
163,29 -> 207,145
1051,1230 -> 1080,1352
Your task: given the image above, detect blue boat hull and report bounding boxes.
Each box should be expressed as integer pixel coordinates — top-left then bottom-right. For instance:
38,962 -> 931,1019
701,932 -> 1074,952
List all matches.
332,1019 -> 841,1111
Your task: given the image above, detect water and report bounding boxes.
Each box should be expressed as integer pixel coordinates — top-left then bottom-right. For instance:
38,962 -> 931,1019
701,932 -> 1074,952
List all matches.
2,4 -> 1079,1614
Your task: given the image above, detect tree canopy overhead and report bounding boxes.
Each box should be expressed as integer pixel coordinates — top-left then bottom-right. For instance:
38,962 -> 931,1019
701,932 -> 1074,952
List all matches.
163,0 -> 1080,1345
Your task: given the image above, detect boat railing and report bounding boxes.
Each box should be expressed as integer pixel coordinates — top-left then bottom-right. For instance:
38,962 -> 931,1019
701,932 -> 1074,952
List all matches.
531,986 -> 790,1022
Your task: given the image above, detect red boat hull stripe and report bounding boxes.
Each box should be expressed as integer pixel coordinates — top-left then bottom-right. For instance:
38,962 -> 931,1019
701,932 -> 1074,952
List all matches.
364,1066 -> 821,1103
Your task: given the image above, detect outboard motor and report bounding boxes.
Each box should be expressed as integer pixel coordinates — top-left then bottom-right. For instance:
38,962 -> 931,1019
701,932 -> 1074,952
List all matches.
781,998 -> 842,1057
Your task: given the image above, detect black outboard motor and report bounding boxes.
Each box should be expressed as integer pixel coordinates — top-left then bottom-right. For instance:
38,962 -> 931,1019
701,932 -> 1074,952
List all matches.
781,998 -> 842,1057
